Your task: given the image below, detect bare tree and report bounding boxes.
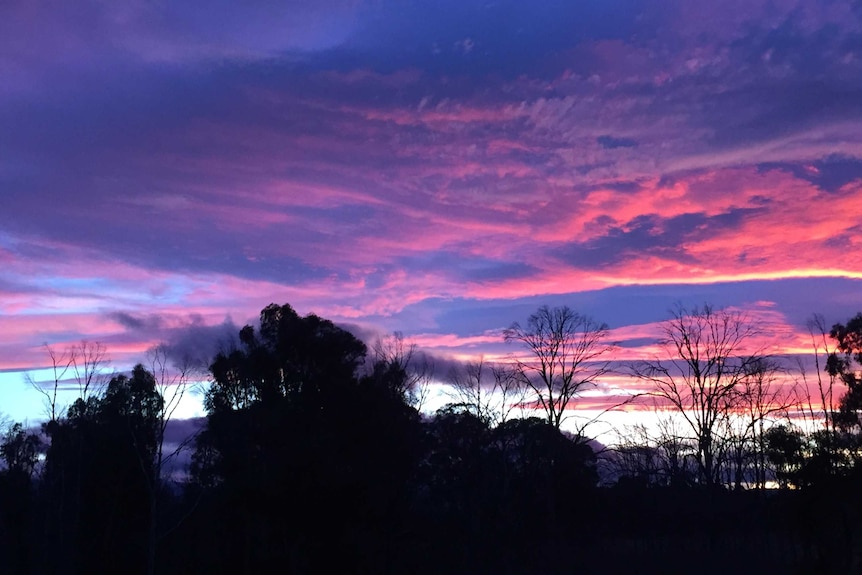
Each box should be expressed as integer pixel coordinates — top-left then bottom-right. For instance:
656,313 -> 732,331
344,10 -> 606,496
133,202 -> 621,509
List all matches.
143,344 -> 201,575
631,304 -> 764,486
504,305 -> 613,430
372,331 -> 434,410
28,341 -> 109,423
491,363 -> 529,424
70,340 -> 109,400
447,358 -> 526,425
715,357 -> 791,490
797,314 -> 840,433
146,344 -> 199,480
28,341 -> 109,573
610,423 -> 664,485
736,357 -> 793,489
28,344 -> 73,423
611,414 -> 698,487
447,357 -> 492,421
784,314 -> 846,481
654,413 -> 699,485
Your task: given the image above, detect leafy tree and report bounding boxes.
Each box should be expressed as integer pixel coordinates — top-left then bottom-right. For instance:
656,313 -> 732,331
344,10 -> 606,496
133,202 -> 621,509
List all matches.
417,411 -> 597,573
1,423 -> 42,479
205,303 -> 366,413
829,313 -> 862,432
0,422 -> 42,574
190,303 -> 423,574
490,417 -> 597,571
421,407 -> 492,516
40,365 -> 162,575
764,424 -> 805,488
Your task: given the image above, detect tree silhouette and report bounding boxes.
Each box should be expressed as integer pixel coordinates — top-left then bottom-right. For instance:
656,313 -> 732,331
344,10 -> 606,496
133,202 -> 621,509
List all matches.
1,423 -> 42,479
191,303 -> 423,574
372,331 -> 435,409
40,365 -> 162,575
504,305 -> 612,430
764,424 -> 805,488
632,304 -> 764,486
829,313 -> 862,433
0,422 -> 42,573
14,302 -> 858,575
446,358 -> 526,426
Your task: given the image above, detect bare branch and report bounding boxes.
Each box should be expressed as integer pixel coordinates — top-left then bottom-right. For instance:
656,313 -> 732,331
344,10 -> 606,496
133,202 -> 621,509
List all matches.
447,358 -> 527,426
630,303 -> 769,486
372,331 -> 435,409
504,305 -> 613,430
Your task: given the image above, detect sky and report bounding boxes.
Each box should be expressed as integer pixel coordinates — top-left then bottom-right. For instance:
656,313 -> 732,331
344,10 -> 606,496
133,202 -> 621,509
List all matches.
2,0 -> 862,426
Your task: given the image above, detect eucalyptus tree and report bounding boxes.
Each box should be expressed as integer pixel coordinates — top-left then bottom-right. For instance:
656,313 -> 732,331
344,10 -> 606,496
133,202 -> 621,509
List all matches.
191,303 -> 423,573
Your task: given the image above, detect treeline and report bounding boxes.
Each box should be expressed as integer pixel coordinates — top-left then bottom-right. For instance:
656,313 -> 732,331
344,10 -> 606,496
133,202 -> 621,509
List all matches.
612,306 -> 862,492
1,303 -> 862,574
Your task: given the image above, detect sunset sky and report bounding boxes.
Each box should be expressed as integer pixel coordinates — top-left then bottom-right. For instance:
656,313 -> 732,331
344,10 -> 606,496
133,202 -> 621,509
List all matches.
2,0 -> 862,425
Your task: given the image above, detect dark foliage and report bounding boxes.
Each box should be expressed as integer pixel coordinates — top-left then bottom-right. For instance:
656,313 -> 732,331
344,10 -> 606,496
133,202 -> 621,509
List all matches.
5,305 -> 862,575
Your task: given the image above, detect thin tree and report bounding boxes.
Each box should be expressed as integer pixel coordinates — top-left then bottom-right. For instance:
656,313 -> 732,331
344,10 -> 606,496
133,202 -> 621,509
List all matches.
372,331 -> 434,410
797,314 -> 840,433
28,340 -> 110,573
504,305 -> 613,430
737,357 -> 792,489
143,344 -> 200,575
447,358 -> 526,426
27,343 -> 73,423
790,314 -> 844,479
631,304 -> 764,486
611,423 -> 663,486
70,340 -> 109,400
28,341 -> 109,423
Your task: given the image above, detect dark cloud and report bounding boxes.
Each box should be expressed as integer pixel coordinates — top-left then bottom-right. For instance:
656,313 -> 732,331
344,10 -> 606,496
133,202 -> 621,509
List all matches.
161,319 -> 241,371
824,225 -> 862,251
161,417 -> 207,479
617,337 -> 658,349
758,155 -> 862,192
163,417 -> 206,446
702,80 -> 862,149
109,312 -> 165,332
336,322 -> 382,346
106,312 -> 241,370
555,211 -> 765,270
587,181 -> 645,193
813,154 -> 862,193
